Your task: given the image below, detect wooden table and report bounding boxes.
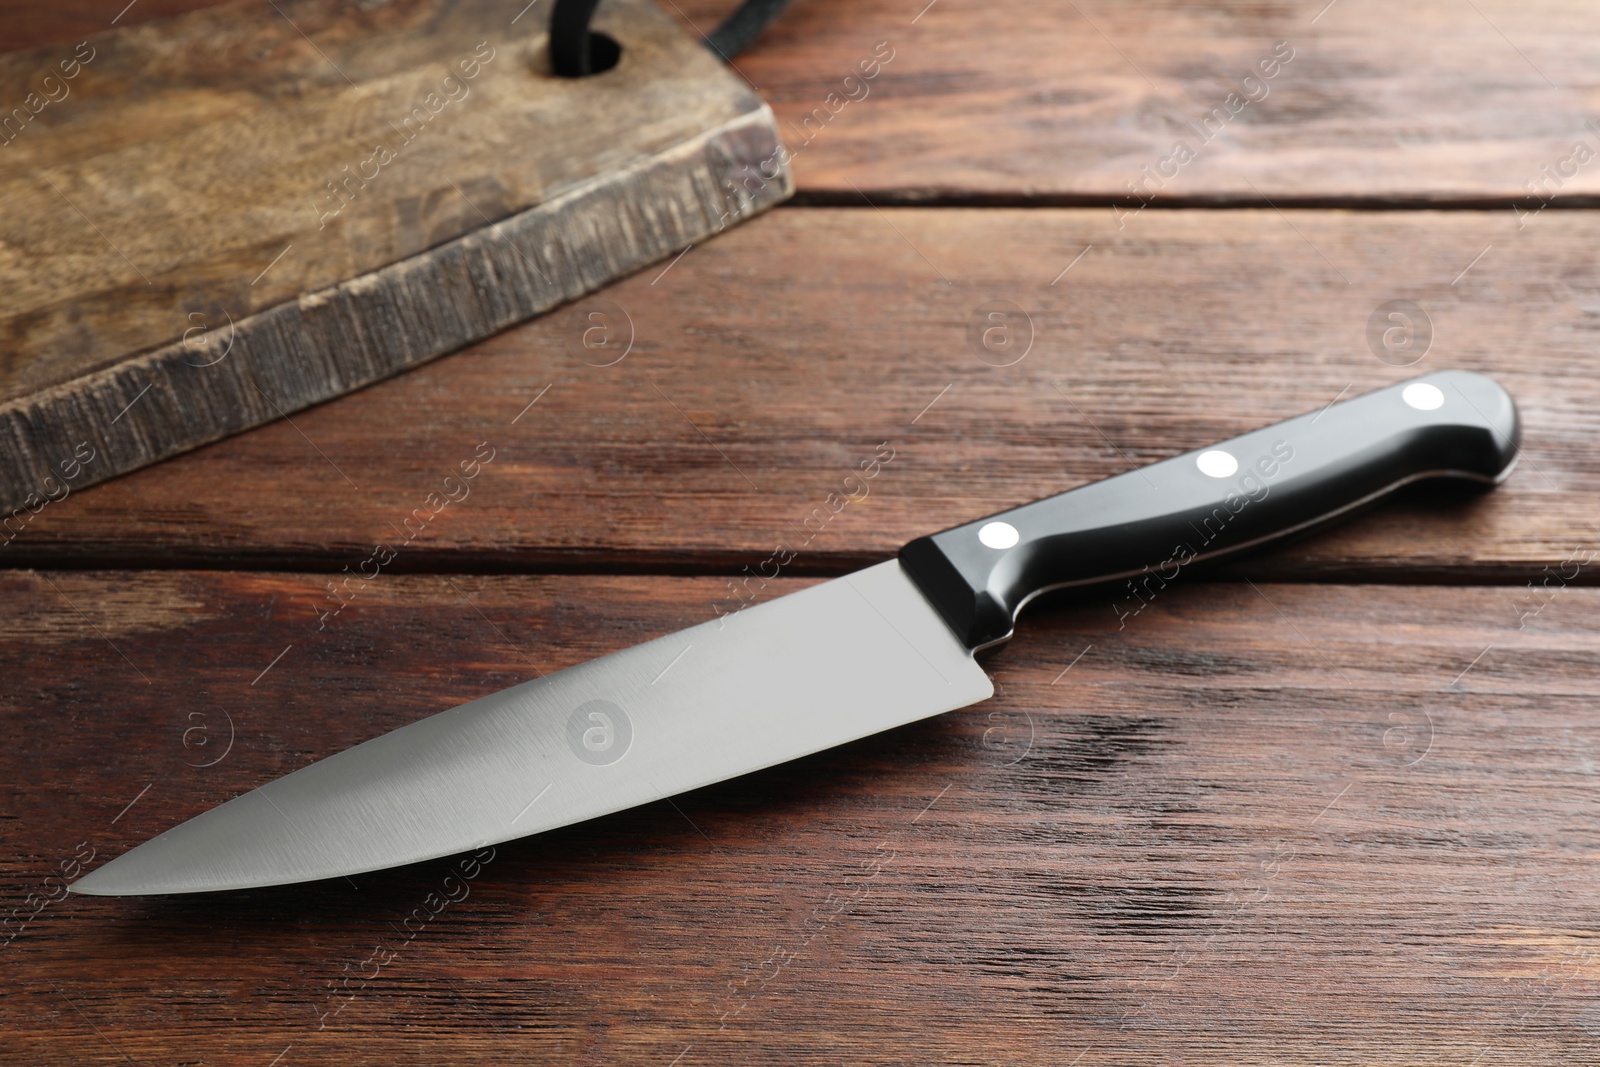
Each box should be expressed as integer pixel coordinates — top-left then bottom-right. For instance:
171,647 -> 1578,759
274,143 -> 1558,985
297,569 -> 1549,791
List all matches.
4,2 -> 1599,1064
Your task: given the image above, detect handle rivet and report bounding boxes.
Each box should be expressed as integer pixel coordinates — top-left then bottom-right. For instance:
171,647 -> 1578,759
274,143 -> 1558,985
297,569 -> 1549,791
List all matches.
1402,382 -> 1445,410
1196,450 -> 1238,478
978,521 -> 1020,549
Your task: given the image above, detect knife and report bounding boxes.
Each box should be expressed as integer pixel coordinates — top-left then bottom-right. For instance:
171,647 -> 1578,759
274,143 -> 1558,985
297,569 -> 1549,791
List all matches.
71,370 -> 1518,895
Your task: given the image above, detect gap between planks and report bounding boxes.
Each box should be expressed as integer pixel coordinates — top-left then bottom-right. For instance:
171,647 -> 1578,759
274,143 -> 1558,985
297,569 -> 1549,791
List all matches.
0,550 -> 1568,585
786,194 -> 1600,210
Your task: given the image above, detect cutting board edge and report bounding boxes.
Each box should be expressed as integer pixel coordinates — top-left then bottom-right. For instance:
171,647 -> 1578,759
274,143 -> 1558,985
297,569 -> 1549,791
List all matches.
0,104 -> 793,518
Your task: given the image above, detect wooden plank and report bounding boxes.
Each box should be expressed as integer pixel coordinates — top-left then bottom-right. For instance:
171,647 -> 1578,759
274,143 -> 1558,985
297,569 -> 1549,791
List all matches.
11,0 -> 1598,203
4,569 -> 1599,1063
3,207 -> 1594,579
0,0 -> 790,514
653,0 -> 1600,205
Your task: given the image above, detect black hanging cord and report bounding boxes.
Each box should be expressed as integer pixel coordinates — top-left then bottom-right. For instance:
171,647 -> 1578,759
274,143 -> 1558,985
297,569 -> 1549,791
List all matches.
549,0 -> 792,77
701,0 -> 792,59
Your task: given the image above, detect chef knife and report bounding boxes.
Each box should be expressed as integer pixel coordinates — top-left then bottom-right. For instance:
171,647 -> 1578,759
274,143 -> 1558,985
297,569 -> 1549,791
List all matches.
71,370 -> 1518,895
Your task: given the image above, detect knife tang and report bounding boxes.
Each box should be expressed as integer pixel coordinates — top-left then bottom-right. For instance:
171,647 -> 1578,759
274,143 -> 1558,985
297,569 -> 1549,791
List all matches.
899,370 -> 1519,649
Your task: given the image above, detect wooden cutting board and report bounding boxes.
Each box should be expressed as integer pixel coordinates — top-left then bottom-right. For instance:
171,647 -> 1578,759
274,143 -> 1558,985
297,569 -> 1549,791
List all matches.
0,0 -> 789,515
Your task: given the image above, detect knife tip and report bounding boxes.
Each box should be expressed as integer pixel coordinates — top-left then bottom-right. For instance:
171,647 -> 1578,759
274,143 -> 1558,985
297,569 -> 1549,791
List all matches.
68,867 -> 127,896
69,853 -> 165,896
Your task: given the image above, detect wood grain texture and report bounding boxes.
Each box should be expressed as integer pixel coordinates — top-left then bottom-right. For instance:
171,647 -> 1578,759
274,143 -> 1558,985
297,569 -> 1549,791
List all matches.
4,206 -> 1594,579
11,0 -> 1600,204
0,0 -> 790,513
2,4 -> 1598,1063
3,569 -> 1599,1064
651,0 -> 1600,205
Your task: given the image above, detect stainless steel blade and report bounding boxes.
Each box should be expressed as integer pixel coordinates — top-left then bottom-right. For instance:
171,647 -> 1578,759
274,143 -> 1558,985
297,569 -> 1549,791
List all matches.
72,561 -> 991,895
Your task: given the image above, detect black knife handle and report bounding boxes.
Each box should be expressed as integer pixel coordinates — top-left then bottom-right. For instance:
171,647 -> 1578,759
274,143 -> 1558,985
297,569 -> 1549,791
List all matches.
898,370 -> 1519,650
